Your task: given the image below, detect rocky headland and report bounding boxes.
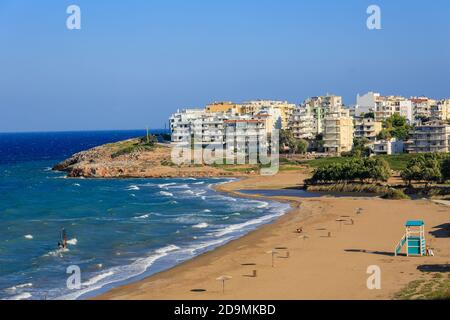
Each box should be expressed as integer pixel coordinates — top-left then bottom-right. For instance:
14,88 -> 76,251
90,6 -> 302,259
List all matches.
52,138 -> 252,178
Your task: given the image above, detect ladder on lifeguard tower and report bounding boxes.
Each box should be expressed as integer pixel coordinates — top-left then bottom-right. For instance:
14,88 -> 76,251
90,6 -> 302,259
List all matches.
394,220 -> 426,257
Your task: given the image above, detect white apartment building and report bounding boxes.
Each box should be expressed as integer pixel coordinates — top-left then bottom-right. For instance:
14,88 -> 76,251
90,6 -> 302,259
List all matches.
289,106 -> 315,139
406,121 -> 450,153
372,138 -> 404,155
289,95 -> 345,140
224,119 -> 269,155
170,109 -> 207,142
170,107 -> 274,148
170,109 -> 231,147
355,92 -> 380,116
356,92 -> 414,123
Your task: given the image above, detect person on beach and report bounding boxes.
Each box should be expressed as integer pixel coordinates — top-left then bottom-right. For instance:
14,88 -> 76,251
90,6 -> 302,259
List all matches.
296,227 -> 303,234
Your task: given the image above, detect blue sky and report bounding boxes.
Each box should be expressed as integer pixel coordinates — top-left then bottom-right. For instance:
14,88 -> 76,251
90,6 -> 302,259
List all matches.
0,0 -> 449,132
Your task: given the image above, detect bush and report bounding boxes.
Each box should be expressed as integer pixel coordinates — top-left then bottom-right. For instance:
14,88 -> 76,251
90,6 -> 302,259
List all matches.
441,158 -> 450,181
381,188 -> 410,200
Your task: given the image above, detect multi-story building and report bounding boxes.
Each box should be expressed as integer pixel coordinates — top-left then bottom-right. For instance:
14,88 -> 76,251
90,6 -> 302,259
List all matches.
353,117 -> 383,142
289,106 -> 315,139
374,96 -> 412,122
372,138 -> 404,155
323,108 -> 354,154
170,107 -> 274,148
356,92 -> 413,123
411,97 -> 434,121
239,100 -> 295,130
170,109 -> 207,142
289,94 -> 345,140
406,121 -> 450,153
355,92 -> 380,116
224,118 -> 268,156
305,95 -> 343,134
431,99 -> 450,121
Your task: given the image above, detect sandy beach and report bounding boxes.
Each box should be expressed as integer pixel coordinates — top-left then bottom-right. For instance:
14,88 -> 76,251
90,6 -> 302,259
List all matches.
96,171 -> 450,300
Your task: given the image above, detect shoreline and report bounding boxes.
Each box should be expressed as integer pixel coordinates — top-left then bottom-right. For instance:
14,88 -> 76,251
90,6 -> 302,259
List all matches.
95,171 -> 450,300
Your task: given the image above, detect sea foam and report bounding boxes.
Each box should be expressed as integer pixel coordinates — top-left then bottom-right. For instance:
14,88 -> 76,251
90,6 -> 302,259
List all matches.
192,222 -> 209,229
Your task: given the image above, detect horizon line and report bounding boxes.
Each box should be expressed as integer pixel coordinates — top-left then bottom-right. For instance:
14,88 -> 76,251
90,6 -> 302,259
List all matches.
0,128 -> 169,135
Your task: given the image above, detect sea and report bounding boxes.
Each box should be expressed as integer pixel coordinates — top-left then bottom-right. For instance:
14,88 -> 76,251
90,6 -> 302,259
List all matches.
0,130 -> 290,300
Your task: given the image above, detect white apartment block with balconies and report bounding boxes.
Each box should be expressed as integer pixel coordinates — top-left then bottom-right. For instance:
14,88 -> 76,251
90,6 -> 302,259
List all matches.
170,109 -> 206,142
289,94 -> 345,139
407,121 -> 450,153
223,118 -> 269,157
289,105 -> 315,140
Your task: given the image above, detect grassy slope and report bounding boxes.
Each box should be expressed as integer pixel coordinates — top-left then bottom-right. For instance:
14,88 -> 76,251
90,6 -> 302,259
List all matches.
394,273 -> 450,300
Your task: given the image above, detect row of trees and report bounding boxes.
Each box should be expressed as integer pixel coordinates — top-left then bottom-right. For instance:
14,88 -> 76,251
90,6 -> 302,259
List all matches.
308,157 -> 391,184
401,154 -> 450,185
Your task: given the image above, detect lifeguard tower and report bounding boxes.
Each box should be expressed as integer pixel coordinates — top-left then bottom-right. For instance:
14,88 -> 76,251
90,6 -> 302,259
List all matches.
394,220 -> 426,257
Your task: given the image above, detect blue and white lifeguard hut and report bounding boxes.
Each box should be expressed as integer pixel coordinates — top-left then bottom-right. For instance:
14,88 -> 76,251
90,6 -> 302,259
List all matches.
395,220 -> 426,257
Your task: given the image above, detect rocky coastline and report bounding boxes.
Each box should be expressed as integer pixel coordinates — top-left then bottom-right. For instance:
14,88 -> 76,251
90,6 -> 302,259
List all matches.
52,138 -> 247,179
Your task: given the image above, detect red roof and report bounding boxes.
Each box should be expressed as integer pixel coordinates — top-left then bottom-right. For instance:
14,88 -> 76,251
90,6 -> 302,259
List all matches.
411,98 -> 428,103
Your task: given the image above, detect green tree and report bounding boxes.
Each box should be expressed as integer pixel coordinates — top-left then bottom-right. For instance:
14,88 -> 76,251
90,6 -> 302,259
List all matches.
383,114 -> 411,140
365,157 -> 390,182
352,137 -> 371,157
363,112 -> 375,119
280,130 -> 297,154
377,129 -> 392,141
296,139 -> 309,154
400,154 -> 444,185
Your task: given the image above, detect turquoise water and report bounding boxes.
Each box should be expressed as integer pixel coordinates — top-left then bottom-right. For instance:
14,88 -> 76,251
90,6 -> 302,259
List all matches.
0,131 -> 290,300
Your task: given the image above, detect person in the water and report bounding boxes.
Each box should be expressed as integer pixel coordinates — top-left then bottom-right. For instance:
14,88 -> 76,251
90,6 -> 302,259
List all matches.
58,228 -> 68,249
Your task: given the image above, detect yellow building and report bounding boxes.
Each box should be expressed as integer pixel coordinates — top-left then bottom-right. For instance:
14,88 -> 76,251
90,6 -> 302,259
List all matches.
445,100 -> 450,120
354,117 -> 383,142
239,100 -> 295,129
205,102 -> 242,114
323,109 -> 354,154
